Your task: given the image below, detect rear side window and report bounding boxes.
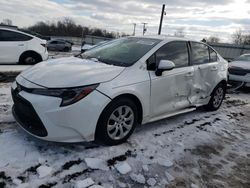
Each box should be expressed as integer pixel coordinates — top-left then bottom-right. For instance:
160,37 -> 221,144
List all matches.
209,47 -> 218,62
147,41 -> 189,70
0,30 -> 32,41
191,42 -> 209,65
50,41 -> 58,44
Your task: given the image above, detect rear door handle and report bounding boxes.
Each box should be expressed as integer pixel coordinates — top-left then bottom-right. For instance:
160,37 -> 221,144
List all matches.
211,66 -> 218,71
185,72 -> 194,77
18,44 -> 24,46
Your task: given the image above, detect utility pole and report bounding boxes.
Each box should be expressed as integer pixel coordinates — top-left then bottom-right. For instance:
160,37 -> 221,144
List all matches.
158,4 -> 166,35
142,23 -> 147,35
132,23 -> 136,36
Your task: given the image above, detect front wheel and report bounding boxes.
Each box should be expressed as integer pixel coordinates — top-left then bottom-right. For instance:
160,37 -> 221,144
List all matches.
95,98 -> 138,145
205,83 -> 226,111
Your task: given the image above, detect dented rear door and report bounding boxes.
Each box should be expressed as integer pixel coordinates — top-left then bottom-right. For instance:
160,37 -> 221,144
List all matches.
189,42 -> 220,105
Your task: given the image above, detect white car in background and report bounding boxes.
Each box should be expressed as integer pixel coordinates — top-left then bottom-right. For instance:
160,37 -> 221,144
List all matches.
228,54 -> 250,87
11,36 -> 228,145
0,27 -> 48,64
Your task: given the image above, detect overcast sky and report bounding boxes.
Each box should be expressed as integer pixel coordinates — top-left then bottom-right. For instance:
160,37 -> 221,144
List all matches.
0,0 -> 250,42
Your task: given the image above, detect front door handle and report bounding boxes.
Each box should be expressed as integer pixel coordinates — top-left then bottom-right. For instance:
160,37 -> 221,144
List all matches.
18,44 -> 24,46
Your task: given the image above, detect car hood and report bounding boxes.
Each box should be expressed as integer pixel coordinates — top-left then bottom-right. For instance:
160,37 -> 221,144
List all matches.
229,61 -> 250,70
20,56 -> 125,88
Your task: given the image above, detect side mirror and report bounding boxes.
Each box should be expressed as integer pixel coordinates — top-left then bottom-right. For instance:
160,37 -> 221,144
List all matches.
155,60 -> 175,76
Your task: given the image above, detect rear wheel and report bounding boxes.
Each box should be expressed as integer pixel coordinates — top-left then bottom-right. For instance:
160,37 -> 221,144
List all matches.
205,83 -> 226,111
95,98 -> 138,145
19,52 -> 41,65
63,47 -> 70,52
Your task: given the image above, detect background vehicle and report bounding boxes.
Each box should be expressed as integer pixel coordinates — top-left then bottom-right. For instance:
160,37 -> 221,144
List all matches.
12,36 -> 228,145
228,54 -> 250,87
47,39 -> 72,52
0,27 -> 48,65
81,41 -> 109,53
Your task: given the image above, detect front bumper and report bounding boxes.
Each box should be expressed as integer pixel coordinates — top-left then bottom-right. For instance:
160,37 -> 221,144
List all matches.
228,73 -> 250,84
41,50 -> 49,61
11,80 -> 111,142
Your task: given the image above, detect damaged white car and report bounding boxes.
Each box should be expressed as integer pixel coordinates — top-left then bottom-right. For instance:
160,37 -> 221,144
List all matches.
11,36 -> 228,145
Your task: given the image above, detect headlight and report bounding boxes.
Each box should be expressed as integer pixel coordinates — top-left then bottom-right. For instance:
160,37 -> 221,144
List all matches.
31,84 -> 99,107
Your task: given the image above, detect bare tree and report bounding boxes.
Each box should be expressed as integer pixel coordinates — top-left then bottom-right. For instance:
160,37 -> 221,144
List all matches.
232,29 -> 250,45
207,36 -> 220,43
232,29 -> 244,44
244,35 -> 250,45
174,28 -> 185,37
26,17 -> 117,38
1,18 -> 12,25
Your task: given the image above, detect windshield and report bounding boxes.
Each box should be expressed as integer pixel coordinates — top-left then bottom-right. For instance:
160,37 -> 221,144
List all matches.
81,37 -> 161,67
235,54 -> 250,61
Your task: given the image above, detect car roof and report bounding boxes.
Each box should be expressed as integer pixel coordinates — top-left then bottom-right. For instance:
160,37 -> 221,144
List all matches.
130,35 -> 194,42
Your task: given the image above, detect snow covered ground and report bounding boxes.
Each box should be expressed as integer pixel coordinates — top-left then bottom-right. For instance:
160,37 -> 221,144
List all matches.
0,82 -> 250,188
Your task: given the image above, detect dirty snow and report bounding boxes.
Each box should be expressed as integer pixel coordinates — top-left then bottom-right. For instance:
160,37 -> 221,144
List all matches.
115,162 -> 132,174
130,173 -> 146,184
37,165 -> 53,178
0,82 -> 250,187
75,178 -> 94,188
85,158 -> 109,171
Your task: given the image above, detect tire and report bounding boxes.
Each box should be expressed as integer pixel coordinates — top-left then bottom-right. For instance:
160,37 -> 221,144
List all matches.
63,47 -> 70,52
205,83 -> 226,111
0,73 -> 7,82
19,53 -> 41,65
95,98 -> 138,145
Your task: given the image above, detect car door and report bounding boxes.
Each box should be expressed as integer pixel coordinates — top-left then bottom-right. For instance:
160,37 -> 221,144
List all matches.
0,29 -> 30,63
189,42 -> 220,104
148,41 -> 195,118
57,41 -> 66,51
48,41 -> 57,50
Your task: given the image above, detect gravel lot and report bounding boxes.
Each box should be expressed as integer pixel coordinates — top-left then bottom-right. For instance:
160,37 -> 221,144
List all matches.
0,82 -> 250,188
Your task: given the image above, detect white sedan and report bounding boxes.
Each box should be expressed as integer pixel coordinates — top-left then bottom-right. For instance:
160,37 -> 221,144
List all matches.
0,27 -> 48,64
11,36 -> 228,145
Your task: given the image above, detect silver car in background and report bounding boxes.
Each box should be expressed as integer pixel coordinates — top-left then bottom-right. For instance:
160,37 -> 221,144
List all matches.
47,39 -> 72,52
228,54 -> 250,87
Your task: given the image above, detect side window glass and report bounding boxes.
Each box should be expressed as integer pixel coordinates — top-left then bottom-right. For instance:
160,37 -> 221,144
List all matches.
209,48 -> 218,62
0,30 -> 3,41
155,41 -> 189,68
0,30 -> 32,41
191,42 -> 209,65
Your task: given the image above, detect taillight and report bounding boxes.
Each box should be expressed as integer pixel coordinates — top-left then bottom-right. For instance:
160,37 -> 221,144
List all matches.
41,43 -> 46,48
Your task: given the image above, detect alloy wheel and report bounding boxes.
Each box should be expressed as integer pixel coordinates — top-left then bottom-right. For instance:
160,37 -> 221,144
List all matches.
213,87 -> 224,108
107,105 -> 134,140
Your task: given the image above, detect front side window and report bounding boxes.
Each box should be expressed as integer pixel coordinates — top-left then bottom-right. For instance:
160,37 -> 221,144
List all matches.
0,30 -> 32,41
147,41 -> 189,70
191,42 -> 209,65
81,37 -> 161,67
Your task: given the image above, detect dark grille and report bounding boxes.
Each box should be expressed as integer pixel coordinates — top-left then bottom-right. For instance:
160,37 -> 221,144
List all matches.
12,87 -> 48,137
228,68 -> 250,76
